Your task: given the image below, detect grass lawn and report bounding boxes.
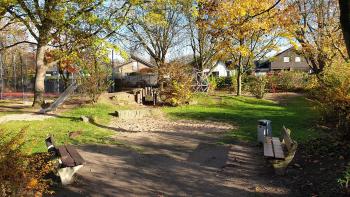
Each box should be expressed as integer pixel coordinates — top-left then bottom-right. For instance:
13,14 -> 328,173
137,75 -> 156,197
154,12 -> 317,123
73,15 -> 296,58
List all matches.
0,103 -> 126,153
163,93 -> 320,143
0,93 -> 320,153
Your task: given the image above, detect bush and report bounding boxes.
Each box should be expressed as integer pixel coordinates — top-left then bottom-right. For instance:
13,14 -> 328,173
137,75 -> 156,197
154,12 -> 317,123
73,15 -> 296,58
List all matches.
338,167 -> 350,194
246,75 -> 268,99
208,77 -> 217,93
231,74 -> 238,93
0,130 -> 53,196
79,66 -> 112,103
216,77 -> 232,89
312,63 -> 350,139
266,71 -> 310,92
159,62 -> 193,106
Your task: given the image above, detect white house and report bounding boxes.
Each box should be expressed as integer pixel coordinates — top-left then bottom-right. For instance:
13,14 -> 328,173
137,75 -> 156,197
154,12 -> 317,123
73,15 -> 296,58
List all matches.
203,61 -> 234,77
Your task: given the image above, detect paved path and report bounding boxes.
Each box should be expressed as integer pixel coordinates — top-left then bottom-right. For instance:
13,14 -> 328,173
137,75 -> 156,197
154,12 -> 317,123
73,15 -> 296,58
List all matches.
55,116 -> 291,197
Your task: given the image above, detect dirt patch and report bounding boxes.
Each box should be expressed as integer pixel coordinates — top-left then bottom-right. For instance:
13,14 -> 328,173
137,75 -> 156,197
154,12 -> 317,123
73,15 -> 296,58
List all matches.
264,92 -> 304,105
55,114 -> 293,196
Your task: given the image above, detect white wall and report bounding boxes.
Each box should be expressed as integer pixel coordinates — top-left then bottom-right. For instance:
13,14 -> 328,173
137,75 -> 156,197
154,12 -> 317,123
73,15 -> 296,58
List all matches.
203,61 -> 231,77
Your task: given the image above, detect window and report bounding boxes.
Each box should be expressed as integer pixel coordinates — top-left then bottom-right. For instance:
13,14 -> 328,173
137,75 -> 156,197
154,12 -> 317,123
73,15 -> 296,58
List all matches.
283,57 -> 290,63
295,57 -> 301,62
211,72 -> 219,77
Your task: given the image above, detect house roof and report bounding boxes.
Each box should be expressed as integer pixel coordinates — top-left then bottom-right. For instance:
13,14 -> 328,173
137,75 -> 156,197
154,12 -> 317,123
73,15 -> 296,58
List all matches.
115,55 -> 155,68
273,47 -> 300,57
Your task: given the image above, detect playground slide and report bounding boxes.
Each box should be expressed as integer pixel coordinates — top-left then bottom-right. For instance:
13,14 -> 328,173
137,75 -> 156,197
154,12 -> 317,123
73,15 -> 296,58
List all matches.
39,82 -> 78,114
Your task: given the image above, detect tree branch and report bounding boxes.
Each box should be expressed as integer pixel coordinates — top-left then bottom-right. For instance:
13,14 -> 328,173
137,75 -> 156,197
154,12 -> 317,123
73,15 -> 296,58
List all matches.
0,41 -> 37,51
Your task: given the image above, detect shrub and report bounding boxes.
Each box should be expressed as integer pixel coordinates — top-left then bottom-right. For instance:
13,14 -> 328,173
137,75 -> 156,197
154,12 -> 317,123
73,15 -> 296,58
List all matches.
159,62 -> 193,106
266,71 -> 310,92
338,167 -> 350,194
312,63 -> 350,139
216,77 -> 232,89
246,75 -> 268,99
208,77 -> 217,93
79,66 -> 112,103
0,130 -> 53,196
231,74 -> 238,93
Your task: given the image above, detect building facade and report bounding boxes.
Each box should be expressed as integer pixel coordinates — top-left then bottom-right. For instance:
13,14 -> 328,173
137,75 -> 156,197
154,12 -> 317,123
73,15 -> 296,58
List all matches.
255,48 -> 312,75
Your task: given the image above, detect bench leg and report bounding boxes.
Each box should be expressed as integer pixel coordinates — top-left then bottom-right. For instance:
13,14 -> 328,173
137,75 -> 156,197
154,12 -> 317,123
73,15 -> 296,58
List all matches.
58,165 -> 83,185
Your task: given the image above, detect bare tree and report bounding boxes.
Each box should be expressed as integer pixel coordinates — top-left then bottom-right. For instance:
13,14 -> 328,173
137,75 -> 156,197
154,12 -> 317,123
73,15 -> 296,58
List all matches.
119,1 -> 189,69
186,2 -> 221,73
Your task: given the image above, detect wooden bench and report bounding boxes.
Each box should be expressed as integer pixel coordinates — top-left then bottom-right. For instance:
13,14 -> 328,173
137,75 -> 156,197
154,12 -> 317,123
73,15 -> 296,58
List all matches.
263,126 -> 298,175
45,135 -> 85,185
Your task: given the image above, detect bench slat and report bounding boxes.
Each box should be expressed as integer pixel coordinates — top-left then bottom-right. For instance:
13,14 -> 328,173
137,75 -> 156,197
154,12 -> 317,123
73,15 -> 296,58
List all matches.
57,146 -> 76,167
65,145 -> 85,166
272,137 -> 285,159
263,137 -> 274,157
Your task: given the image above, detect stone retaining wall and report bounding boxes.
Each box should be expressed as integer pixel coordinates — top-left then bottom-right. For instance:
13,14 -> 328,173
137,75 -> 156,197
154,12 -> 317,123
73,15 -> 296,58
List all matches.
115,109 -> 155,120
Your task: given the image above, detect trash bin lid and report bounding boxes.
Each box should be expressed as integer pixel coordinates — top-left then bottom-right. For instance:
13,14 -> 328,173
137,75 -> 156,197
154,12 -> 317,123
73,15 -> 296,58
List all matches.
258,119 -> 271,125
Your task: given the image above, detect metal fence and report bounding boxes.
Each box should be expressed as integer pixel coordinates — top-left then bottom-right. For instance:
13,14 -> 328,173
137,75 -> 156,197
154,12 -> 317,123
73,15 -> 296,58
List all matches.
0,76 -> 70,99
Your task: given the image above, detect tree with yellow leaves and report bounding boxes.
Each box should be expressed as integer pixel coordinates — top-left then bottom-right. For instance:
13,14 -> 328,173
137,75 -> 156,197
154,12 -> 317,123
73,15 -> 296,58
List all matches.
286,0 -> 348,74
201,0 -> 289,96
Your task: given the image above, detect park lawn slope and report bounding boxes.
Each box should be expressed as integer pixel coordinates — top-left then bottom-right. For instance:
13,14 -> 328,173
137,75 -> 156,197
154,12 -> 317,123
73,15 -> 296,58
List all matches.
163,94 -> 320,143
0,103 -> 126,153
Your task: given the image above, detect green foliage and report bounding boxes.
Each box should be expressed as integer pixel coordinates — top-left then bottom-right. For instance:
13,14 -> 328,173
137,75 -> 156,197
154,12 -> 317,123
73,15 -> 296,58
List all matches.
168,80 -> 193,106
159,62 -> 193,106
231,74 -> 238,93
312,63 -> 350,139
266,71 -> 311,92
0,130 -> 53,196
246,75 -> 268,99
164,94 -> 319,143
338,167 -> 350,193
215,77 -> 232,89
77,41 -> 113,103
208,77 -> 217,93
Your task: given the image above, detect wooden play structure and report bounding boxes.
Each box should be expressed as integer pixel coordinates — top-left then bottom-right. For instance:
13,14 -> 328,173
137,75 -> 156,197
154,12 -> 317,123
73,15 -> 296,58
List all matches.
135,86 -> 158,105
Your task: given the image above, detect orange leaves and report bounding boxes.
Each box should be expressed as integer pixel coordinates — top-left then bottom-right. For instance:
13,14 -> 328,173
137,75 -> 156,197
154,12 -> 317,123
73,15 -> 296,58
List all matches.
27,178 -> 39,189
0,130 -> 54,196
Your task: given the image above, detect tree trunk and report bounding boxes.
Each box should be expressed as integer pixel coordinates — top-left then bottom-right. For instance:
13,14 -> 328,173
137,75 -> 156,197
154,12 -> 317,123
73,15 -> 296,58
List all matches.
237,66 -> 242,96
33,45 -> 47,107
339,0 -> 350,58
